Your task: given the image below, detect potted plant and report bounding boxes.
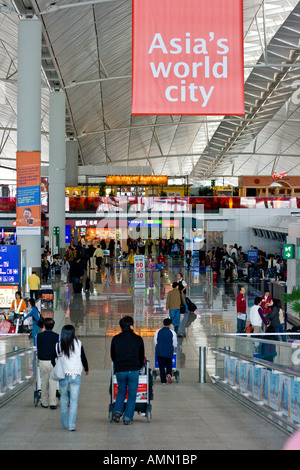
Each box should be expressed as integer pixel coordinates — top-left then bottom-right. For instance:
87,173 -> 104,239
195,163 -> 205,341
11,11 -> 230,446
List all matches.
284,286 -> 300,317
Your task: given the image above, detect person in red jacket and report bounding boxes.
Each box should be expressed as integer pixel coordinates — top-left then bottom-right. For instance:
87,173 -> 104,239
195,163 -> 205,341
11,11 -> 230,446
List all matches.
261,290 -> 273,316
236,286 -> 247,333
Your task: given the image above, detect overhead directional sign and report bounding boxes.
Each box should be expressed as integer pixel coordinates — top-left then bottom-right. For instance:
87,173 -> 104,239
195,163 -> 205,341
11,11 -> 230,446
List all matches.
283,244 -> 295,260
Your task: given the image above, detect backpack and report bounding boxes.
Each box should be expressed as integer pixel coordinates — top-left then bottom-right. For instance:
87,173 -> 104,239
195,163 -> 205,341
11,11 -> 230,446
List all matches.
186,297 -> 197,312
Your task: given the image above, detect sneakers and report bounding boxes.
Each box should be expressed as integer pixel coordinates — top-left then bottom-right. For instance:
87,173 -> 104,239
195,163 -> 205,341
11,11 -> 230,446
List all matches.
123,420 -> 133,425
112,412 -> 122,423
167,374 -> 173,384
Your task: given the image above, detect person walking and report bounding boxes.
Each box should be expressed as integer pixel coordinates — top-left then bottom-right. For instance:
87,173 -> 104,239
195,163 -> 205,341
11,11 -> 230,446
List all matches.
60,256 -> 70,283
277,299 -> 287,342
177,272 -> 187,296
93,245 -> 104,272
28,270 -> 40,300
127,248 -> 135,280
266,299 -> 281,340
52,325 -> 89,431
37,317 -> 60,409
110,316 -> 145,425
41,255 -> 50,283
154,318 -> 177,385
249,296 -> 268,333
166,282 -> 185,333
23,298 -> 41,347
236,286 -> 247,333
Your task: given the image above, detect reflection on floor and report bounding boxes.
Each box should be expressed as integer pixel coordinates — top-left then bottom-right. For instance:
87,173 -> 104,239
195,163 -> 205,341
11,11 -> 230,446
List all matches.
0,263 -> 288,451
49,263 -> 264,375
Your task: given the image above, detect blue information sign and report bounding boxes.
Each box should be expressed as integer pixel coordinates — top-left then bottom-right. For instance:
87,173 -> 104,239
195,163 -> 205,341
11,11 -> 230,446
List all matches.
247,250 -> 258,264
65,225 -> 71,244
0,245 -> 20,285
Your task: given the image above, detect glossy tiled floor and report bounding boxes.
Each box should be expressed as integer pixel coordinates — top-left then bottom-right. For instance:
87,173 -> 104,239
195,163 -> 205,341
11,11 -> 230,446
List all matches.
0,263 -> 290,450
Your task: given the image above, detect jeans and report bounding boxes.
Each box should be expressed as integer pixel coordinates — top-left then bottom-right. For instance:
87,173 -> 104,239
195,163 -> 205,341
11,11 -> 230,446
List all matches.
59,374 -> 81,431
279,323 -> 287,342
169,309 -> 181,331
237,317 -> 246,334
114,370 -> 139,422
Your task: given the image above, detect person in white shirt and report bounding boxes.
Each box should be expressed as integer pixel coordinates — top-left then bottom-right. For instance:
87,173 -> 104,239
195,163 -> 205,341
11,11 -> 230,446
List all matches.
249,297 -> 268,333
52,325 -> 89,431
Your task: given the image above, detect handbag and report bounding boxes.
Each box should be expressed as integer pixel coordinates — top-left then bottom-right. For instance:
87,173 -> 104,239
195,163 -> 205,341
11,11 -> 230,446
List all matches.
37,312 -> 44,328
50,343 -> 66,381
180,303 -> 186,313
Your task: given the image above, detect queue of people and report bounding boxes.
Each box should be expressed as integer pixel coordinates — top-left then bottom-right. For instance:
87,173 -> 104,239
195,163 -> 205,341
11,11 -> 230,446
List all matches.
204,244 -> 287,283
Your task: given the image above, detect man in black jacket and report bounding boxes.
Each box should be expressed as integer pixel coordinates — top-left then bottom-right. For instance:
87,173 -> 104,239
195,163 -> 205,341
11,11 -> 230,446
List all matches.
110,316 -> 145,425
37,318 -> 59,409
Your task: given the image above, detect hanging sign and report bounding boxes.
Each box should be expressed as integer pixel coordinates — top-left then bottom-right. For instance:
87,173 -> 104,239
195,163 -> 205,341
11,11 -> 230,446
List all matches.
16,151 -> 41,235
132,0 -> 244,115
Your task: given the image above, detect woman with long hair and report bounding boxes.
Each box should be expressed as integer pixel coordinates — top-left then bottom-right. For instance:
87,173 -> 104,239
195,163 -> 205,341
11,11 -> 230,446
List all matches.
52,325 -> 89,431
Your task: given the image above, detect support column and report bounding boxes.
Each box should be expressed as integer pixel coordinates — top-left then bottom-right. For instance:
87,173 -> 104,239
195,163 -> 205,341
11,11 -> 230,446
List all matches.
48,90 -> 66,253
17,17 -> 42,269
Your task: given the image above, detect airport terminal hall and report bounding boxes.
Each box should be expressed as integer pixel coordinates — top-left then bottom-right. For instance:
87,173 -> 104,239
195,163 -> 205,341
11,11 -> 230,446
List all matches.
1,0 -> 300,455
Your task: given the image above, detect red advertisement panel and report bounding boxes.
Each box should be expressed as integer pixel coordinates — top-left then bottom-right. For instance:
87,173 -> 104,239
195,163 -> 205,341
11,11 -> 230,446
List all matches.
132,0 -> 244,115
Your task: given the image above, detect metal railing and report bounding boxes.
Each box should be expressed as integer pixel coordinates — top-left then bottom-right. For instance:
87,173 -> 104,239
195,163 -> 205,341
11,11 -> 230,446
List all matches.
0,334 -> 36,407
208,333 -> 300,434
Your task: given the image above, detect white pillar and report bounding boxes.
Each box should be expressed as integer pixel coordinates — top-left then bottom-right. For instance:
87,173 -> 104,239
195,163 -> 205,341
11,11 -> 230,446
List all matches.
17,17 -> 42,269
66,140 -> 78,187
48,90 -> 66,251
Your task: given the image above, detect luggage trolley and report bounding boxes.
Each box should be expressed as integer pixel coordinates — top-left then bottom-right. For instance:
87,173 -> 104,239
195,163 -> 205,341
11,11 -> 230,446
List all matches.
40,285 -> 54,310
152,353 -> 180,383
109,359 -> 153,423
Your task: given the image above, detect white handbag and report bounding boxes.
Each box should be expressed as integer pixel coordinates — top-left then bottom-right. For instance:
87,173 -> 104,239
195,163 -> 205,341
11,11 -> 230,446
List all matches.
50,343 -> 66,381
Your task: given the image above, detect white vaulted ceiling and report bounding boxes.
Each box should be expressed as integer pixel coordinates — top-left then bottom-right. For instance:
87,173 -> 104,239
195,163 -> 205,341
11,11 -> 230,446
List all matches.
0,0 -> 300,183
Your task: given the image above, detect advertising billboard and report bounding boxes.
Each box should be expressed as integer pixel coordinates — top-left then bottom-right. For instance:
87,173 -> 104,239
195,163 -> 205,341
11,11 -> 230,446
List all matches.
16,151 -> 41,235
132,0 -> 244,115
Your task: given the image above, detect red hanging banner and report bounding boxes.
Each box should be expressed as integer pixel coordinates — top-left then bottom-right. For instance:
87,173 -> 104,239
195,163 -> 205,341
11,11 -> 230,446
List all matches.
132,0 -> 244,115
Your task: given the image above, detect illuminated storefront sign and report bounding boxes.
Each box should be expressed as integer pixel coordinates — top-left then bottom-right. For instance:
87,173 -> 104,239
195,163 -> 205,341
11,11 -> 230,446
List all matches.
128,220 -> 162,227
162,220 -> 180,228
106,175 -> 168,186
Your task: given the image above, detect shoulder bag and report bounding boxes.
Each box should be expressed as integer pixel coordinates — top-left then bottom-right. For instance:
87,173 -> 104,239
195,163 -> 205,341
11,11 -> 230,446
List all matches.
50,343 -> 66,381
